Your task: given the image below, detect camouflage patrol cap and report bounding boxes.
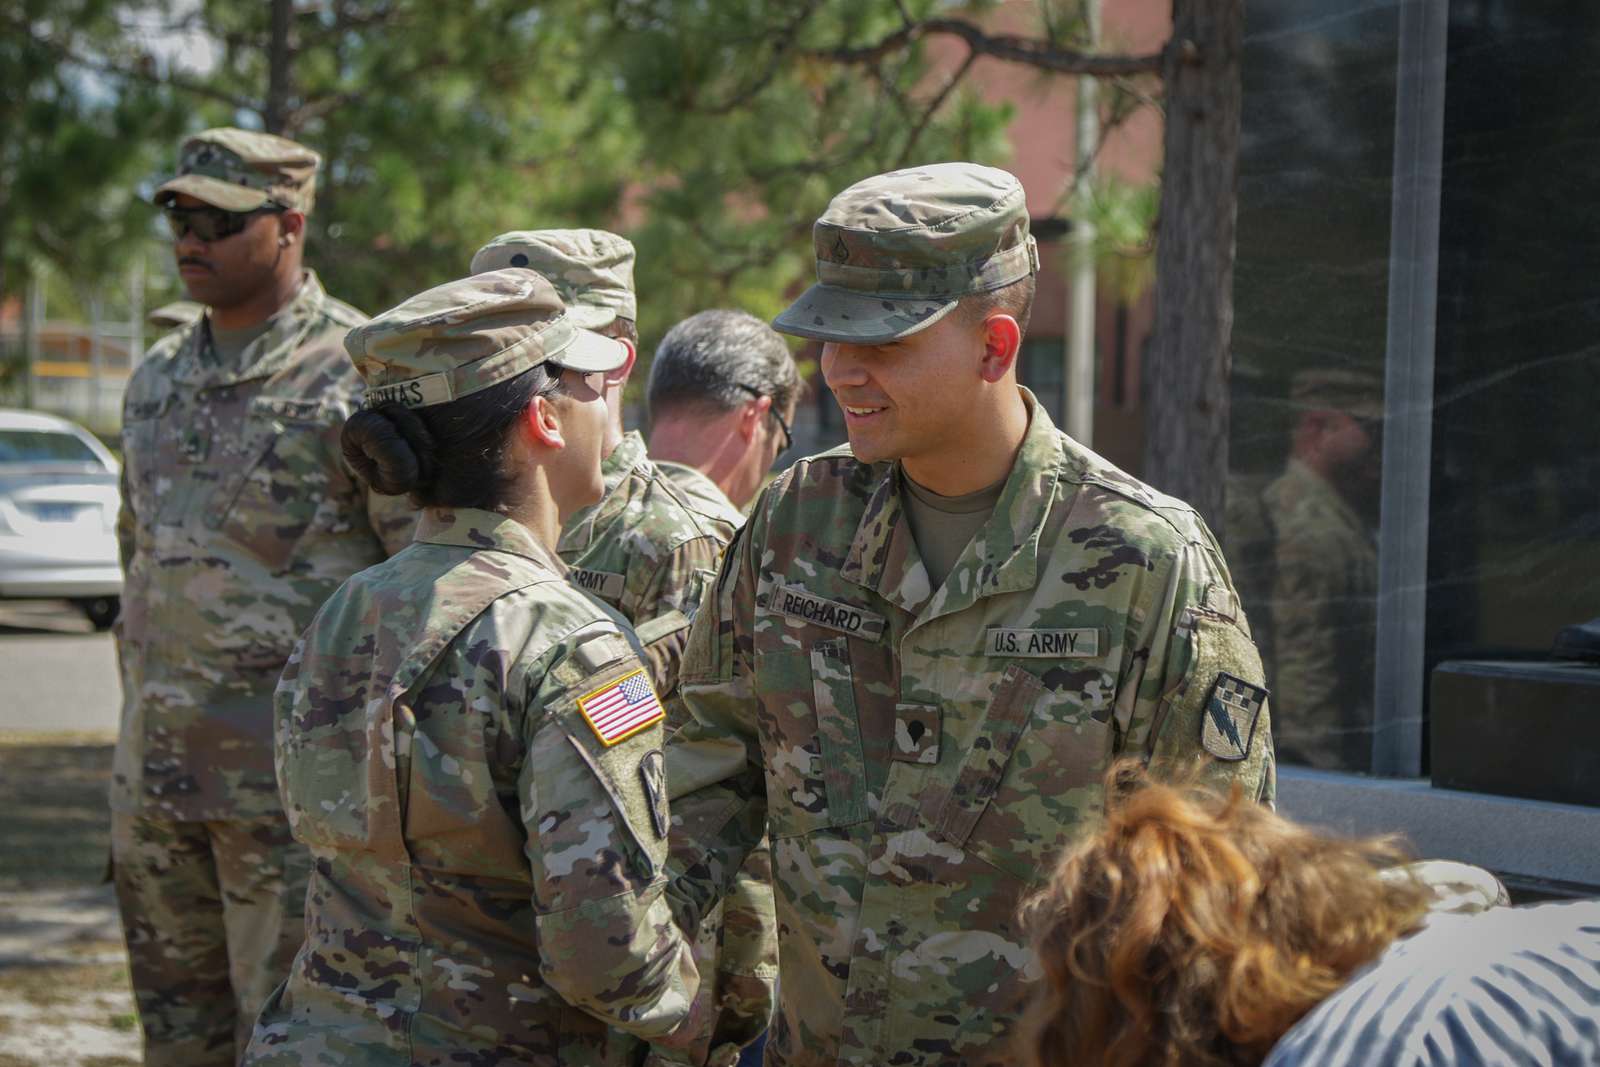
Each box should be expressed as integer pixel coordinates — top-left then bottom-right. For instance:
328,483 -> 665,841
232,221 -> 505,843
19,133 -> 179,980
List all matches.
774,162 -> 1040,345
469,230 -> 637,330
346,269 -> 628,410
153,127 -> 321,214
1290,368 -> 1384,420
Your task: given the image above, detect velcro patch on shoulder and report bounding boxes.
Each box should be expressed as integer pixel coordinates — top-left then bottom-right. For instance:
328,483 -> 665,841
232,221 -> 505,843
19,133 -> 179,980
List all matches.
575,631 -> 632,674
570,567 -> 625,602
763,577 -> 886,640
1201,672 -> 1268,762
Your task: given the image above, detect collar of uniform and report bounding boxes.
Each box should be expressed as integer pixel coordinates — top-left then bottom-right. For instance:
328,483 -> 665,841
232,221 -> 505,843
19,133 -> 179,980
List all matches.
556,429 -> 651,555
414,506 -> 564,571
655,460 -> 739,514
173,270 -> 328,387
841,387 -> 1066,617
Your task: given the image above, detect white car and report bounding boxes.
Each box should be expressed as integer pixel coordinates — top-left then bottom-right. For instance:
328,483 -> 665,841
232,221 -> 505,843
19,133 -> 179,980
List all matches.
0,409 -> 123,629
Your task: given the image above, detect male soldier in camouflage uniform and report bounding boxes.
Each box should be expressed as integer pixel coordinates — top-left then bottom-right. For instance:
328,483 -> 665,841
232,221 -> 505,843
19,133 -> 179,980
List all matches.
471,233 -> 779,1066
113,127 -> 413,1066
665,163 -> 1276,1067
646,308 -> 802,518
246,270 -> 707,1065
1263,368 -> 1383,770
471,230 -> 734,687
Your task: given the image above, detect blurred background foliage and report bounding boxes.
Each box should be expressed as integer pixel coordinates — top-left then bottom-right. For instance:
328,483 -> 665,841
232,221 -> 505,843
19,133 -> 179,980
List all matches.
4,0 -> 1157,364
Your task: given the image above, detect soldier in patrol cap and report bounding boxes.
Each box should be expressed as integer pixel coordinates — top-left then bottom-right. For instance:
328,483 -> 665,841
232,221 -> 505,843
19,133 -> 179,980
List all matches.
664,162 -> 1277,1067
113,126 -> 414,1066
472,233 -> 778,1065
1263,367 -> 1384,770
470,230 -> 737,687
244,269 -> 708,1065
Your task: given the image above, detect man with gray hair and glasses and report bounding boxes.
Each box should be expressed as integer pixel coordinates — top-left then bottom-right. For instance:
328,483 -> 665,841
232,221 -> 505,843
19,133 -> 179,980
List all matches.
646,309 -> 802,516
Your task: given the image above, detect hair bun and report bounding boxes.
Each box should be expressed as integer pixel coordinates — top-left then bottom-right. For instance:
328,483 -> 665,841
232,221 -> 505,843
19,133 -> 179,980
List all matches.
341,404 -> 437,497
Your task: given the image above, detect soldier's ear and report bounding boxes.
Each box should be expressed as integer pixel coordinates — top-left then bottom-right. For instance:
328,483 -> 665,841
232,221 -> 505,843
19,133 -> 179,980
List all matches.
602,338 -> 637,386
739,394 -> 772,443
978,313 -> 1022,383
523,394 -> 566,451
278,210 -> 306,245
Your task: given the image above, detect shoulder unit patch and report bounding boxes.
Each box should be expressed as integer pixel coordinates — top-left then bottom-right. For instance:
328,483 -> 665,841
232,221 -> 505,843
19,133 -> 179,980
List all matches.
1201,672 -> 1268,762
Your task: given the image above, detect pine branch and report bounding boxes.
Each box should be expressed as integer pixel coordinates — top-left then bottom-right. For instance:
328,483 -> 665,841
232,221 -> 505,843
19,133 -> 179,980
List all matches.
809,16 -> 1163,78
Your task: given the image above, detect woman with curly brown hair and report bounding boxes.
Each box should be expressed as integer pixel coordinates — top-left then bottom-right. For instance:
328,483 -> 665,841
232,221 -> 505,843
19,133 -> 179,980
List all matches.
1019,766 -> 1600,1067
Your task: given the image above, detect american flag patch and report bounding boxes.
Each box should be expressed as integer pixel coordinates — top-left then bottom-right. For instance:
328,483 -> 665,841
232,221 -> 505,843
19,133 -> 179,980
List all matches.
577,669 -> 665,746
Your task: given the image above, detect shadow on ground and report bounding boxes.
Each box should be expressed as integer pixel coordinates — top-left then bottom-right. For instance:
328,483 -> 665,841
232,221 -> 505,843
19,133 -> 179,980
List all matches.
0,741 -> 138,1066
0,744 -> 114,892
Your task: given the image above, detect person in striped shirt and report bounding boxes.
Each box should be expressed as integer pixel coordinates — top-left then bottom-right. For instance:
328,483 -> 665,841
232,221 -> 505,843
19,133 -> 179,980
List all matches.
1018,765 -> 1598,1067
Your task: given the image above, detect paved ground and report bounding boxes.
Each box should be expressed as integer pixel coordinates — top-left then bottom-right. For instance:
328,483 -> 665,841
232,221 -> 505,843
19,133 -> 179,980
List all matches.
0,602 -> 120,736
0,604 -> 137,1066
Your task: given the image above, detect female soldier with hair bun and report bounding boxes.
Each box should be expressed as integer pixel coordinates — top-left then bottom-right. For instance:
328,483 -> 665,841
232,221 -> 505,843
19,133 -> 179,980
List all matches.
243,269 -> 705,1066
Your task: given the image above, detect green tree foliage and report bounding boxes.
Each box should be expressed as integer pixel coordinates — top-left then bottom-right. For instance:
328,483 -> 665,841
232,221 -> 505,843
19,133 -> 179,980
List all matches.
14,1 -> 1170,369
0,0 -> 184,298
17,0 -> 1020,356
595,1 -> 1015,339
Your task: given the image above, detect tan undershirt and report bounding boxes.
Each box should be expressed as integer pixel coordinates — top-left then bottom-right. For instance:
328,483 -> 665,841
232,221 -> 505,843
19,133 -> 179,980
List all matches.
206,320 -> 272,368
900,469 -> 1006,590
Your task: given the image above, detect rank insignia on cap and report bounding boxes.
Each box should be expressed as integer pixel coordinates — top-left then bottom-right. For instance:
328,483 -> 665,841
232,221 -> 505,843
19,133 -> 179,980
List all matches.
1201,672 -> 1267,762
578,668 -> 664,746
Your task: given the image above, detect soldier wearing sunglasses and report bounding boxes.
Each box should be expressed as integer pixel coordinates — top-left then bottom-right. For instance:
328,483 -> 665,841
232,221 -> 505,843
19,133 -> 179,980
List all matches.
111,127 -> 414,1067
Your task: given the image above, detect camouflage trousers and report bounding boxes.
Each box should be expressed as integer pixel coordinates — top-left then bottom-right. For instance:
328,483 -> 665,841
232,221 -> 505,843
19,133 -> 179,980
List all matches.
110,810 -> 310,1067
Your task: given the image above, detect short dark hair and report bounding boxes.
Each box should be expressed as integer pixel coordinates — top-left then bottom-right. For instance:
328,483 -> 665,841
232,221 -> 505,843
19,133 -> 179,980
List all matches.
646,309 -> 801,421
959,274 -> 1036,337
600,316 -> 638,347
341,366 -> 561,510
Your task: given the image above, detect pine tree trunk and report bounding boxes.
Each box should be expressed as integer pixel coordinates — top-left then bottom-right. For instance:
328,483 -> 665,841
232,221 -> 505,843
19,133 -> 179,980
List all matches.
265,0 -> 293,134
1144,0 -> 1242,535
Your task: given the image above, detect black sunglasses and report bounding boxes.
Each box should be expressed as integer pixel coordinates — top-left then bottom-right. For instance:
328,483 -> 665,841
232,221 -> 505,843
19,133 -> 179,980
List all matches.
735,383 -> 792,452
163,203 -> 284,243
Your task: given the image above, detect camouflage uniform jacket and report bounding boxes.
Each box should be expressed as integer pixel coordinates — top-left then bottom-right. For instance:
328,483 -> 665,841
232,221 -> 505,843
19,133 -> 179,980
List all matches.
558,431 -> 737,694
667,391 -> 1276,1067
113,271 -> 414,821
656,462 -> 747,532
247,508 -> 701,1066
562,442 -> 774,1066
1263,458 -> 1377,770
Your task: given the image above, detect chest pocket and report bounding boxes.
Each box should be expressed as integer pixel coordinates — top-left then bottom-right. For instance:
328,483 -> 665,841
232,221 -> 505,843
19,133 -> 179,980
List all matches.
754,641 -> 868,837
929,663 -> 1112,883
120,393 -> 174,528
205,397 -> 342,572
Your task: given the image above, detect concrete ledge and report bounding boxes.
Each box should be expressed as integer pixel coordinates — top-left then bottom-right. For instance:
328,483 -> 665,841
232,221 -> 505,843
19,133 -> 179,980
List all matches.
1277,767 -> 1600,888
